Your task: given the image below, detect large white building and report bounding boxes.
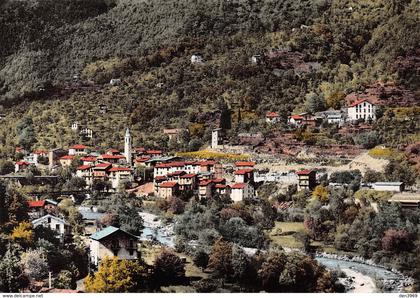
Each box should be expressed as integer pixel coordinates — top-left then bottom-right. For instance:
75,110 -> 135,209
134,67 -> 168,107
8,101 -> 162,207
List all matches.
347,99 -> 376,122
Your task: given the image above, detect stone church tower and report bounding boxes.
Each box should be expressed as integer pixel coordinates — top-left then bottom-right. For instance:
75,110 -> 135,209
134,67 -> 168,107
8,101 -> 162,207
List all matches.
124,128 -> 132,165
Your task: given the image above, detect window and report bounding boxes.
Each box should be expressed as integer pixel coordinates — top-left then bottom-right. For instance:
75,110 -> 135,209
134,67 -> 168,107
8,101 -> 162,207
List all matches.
55,224 -> 60,231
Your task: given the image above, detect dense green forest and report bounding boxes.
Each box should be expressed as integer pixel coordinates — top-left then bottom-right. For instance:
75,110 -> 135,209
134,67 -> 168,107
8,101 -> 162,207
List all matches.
0,0 -> 418,152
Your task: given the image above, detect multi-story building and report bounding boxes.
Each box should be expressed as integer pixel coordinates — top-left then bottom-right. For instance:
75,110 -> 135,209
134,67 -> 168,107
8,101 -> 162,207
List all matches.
347,99 -> 376,122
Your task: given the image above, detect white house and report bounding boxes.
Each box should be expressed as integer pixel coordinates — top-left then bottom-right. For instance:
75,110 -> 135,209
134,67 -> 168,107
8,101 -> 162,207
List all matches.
31,214 -> 71,241
372,182 -> 404,192
230,183 -> 254,202
315,110 -> 344,125
347,99 -> 376,122
265,111 -> 280,124
71,122 -> 79,131
90,226 -> 139,266
69,144 -> 88,156
110,78 -> 121,86
191,54 -> 204,64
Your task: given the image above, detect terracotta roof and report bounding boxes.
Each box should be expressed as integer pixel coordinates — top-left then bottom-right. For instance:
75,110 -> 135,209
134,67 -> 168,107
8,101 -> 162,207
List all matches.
28,200 -> 45,208
296,169 -> 314,175
146,150 -> 162,155
107,149 -> 120,153
94,163 -> 112,169
199,180 -> 213,186
215,184 -> 229,189
235,161 -> 255,167
135,157 -> 150,162
155,162 -> 186,168
266,111 -> 279,118
198,160 -> 216,166
159,181 -> 178,188
235,169 -> 253,175
60,155 -> 74,160
16,161 -> 30,166
231,183 -> 248,189
349,98 -> 374,107
155,176 -> 167,181
212,178 -> 226,183
290,115 -> 304,120
108,167 -> 132,172
100,154 -> 126,160
77,165 -> 92,170
70,144 -> 87,150
181,173 -> 197,179
135,147 -> 146,152
80,156 -> 97,162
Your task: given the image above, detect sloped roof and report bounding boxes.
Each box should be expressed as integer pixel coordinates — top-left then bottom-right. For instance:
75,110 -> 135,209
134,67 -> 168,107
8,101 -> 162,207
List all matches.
32,214 -> 68,226
90,226 -> 137,241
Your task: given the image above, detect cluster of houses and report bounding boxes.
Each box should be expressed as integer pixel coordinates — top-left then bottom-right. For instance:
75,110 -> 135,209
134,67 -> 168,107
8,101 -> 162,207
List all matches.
153,160 -> 256,202
266,98 -> 377,127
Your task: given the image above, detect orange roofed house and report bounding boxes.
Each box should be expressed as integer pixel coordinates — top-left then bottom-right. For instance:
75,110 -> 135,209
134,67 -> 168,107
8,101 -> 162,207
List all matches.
266,111 -> 281,124
157,181 -> 179,199
68,144 -> 88,156
230,183 -> 254,202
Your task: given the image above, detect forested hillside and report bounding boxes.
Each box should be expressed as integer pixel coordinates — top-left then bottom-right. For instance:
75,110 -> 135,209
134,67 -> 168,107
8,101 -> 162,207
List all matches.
0,0 -> 418,152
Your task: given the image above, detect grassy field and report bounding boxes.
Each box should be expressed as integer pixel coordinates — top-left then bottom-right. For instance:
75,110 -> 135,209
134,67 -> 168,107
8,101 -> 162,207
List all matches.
176,150 -> 250,161
269,221 -> 358,257
269,221 -> 305,249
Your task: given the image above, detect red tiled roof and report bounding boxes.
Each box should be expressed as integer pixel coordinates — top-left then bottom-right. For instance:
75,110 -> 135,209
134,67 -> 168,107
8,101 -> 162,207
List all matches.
108,167 -> 132,172
135,157 -> 150,162
81,156 -> 97,162
215,184 -> 228,189
296,169 -> 314,175
94,163 -> 112,169
349,98 -> 374,107
235,169 -> 253,175
266,111 -> 279,118
181,173 -> 197,179
107,149 -> 120,153
231,183 -> 248,189
198,160 -> 216,166
77,165 -> 92,170
290,115 -> 304,120
60,155 -> 74,160
70,144 -> 87,150
168,170 -> 185,177
159,181 -> 178,188
155,162 -> 186,168
155,176 -> 167,181
16,161 -> 30,166
235,161 -> 255,167
28,200 -> 45,208
212,178 -> 225,184
199,180 -> 213,186
100,154 -> 126,160
135,147 -> 146,152
146,150 -> 162,155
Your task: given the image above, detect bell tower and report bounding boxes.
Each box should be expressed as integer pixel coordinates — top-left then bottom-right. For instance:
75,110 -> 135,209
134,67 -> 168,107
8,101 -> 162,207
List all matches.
124,128 -> 132,165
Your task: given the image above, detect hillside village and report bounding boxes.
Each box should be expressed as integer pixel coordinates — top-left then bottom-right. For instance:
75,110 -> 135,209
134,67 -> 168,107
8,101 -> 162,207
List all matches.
0,0 -> 419,294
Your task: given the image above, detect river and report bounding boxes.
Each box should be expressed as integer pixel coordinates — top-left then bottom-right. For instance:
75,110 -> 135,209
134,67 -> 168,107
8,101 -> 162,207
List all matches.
139,212 -> 411,293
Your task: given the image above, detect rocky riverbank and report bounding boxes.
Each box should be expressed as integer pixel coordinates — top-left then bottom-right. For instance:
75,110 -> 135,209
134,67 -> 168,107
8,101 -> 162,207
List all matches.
315,252 -> 414,293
